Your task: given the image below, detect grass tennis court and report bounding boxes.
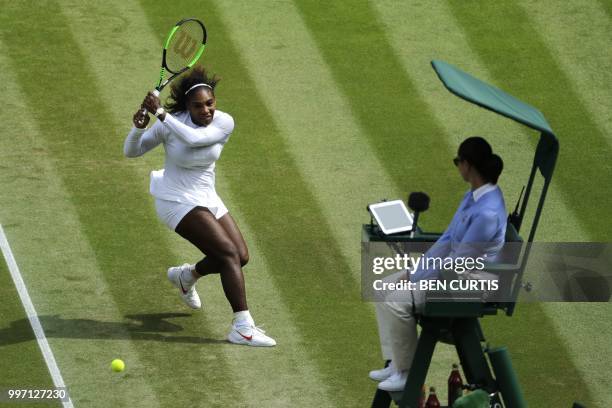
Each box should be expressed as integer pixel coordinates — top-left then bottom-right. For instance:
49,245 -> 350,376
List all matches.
1,1 -> 611,406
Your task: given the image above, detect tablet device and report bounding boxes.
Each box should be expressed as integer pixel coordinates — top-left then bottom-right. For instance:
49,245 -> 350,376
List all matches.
368,200 -> 413,235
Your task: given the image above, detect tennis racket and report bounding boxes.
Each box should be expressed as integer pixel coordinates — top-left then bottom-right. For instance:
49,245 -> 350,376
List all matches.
137,18 -> 207,125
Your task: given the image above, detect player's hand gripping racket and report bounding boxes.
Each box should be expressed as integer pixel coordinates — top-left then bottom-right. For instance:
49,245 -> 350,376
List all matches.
136,18 -> 207,126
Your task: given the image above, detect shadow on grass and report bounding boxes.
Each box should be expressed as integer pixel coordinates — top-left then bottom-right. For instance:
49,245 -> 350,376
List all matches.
0,313 -> 227,346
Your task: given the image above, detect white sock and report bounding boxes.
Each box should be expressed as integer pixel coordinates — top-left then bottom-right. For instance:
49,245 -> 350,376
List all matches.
233,310 -> 254,327
180,264 -> 197,286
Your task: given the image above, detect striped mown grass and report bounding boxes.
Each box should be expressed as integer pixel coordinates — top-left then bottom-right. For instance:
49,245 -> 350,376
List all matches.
0,1 -> 610,406
60,0 -> 338,405
518,0 -> 612,148
0,39 -> 165,407
0,2 -> 239,406
0,258 -> 59,408
293,0 -> 464,230
449,1 -> 612,242
215,0 -> 399,271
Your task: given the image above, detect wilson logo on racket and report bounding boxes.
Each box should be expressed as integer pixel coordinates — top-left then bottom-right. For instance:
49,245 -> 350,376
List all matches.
173,31 -> 199,60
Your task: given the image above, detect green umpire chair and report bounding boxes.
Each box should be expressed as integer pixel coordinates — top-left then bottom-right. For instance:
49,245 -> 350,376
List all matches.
366,60 -> 559,408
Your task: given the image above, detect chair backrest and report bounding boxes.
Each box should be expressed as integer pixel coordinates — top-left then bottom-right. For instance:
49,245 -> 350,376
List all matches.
496,223 -> 523,264
505,223 -> 522,243
492,223 -> 525,313
422,222 -> 524,318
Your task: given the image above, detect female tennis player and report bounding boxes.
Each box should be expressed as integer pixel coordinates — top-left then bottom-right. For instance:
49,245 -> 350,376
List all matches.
370,137 -> 505,390
124,67 -> 275,347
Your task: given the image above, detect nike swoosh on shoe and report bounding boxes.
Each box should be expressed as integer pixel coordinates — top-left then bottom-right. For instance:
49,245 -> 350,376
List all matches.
238,331 -> 252,341
178,274 -> 188,294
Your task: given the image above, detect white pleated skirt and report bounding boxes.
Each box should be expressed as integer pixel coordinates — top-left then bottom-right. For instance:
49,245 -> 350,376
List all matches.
154,197 -> 228,230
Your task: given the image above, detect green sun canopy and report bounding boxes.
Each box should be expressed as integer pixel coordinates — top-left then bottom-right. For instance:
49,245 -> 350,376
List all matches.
431,60 -> 554,135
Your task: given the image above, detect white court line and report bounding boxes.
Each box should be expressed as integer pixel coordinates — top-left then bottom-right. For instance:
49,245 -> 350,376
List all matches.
0,224 -> 74,408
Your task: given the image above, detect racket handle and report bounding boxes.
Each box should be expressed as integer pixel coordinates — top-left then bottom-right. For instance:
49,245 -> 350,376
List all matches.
142,89 -> 160,113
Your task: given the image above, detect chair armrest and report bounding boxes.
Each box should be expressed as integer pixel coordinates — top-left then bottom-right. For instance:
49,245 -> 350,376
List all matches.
482,263 -> 520,273
362,224 -> 443,243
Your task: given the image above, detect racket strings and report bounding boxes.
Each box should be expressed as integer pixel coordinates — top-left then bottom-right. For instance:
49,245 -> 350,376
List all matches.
165,21 -> 204,73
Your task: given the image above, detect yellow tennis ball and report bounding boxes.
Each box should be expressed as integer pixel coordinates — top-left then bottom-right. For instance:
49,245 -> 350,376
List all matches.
111,359 -> 125,372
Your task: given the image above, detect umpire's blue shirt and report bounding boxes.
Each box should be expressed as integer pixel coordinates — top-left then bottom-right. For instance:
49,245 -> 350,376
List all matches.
411,183 -> 507,282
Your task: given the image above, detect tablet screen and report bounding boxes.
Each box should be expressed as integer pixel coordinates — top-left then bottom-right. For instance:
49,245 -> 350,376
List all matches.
368,200 -> 413,235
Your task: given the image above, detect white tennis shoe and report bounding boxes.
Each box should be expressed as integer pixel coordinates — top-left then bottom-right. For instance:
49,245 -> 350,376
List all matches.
228,323 -> 276,347
369,361 -> 395,382
167,264 -> 201,309
377,370 -> 408,392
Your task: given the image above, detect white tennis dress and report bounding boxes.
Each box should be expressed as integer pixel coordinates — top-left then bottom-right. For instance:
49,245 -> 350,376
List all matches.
124,110 -> 234,229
